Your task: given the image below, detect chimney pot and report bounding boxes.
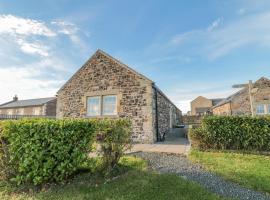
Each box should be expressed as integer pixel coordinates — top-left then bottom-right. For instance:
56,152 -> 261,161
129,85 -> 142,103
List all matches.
13,95 -> 18,101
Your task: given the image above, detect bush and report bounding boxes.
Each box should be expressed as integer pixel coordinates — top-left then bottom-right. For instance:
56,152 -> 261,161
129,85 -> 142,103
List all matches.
189,116 -> 270,151
95,119 -> 132,174
0,119 -> 96,185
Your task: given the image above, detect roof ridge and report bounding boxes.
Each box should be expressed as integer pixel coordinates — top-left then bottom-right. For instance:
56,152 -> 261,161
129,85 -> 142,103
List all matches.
57,49 -> 153,94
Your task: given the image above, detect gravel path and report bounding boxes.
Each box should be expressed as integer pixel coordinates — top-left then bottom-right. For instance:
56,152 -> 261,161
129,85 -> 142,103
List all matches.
131,152 -> 270,200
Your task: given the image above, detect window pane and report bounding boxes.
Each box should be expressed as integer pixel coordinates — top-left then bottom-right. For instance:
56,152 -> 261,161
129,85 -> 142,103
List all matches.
256,104 -> 265,114
33,107 -> 40,115
87,96 -> 101,116
268,105 -> 270,114
102,95 -> 117,115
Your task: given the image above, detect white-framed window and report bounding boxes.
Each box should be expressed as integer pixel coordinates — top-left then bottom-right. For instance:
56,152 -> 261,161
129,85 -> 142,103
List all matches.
87,96 -> 101,116
256,104 -> 265,115
102,95 -> 117,115
33,107 -> 40,115
18,108 -> 24,115
87,95 -> 117,117
268,104 -> 270,114
7,109 -> 13,115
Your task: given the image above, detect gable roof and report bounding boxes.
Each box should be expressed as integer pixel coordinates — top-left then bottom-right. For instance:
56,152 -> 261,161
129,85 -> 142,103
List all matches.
212,76 -> 270,109
191,96 -> 210,103
0,97 -> 56,109
57,49 -> 181,112
57,49 -> 153,93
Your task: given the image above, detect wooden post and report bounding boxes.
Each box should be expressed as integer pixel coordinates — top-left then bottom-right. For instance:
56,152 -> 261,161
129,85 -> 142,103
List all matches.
248,80 -> 254,117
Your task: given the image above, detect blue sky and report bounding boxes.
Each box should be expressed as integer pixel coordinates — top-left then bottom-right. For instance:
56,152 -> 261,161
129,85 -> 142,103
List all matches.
0,0 -> 270,113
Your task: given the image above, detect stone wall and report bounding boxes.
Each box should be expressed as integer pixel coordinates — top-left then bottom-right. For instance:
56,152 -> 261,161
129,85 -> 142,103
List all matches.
191,96 -> 212,115
213,77 -> 270,116
44,99 -> 57,116
212,102 -> 231,115
57,51 -> 155,143
155,90 -> 181,139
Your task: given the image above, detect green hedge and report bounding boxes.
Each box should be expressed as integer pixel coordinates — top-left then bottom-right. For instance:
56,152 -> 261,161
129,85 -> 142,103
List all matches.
189,116 -> 270,151
0,119 -> 97,185
96,119 -> 132,174
0,118 -> 133,185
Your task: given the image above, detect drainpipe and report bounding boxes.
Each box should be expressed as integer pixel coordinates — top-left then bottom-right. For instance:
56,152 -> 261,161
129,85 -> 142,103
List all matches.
154,86 -> 160,142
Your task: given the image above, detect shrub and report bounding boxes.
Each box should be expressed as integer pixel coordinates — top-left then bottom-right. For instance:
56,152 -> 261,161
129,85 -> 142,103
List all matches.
95,119 -> 132,174
189,116 -> 270,151
0,119 -> 96,185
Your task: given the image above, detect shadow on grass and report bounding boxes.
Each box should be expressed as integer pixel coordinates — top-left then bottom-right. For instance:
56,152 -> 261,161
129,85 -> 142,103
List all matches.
0,156 -> 226,200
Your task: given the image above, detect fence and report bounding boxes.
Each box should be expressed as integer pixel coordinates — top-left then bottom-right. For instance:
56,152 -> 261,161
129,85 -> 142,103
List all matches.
0,114 -> 56,120
182,115 -> 202,126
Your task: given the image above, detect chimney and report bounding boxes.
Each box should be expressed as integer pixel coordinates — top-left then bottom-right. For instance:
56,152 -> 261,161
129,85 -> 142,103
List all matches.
13,95 -> 18,101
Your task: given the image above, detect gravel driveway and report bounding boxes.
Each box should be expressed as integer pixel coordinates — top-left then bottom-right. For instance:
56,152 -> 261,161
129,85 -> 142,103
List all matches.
131,152 -> 270,200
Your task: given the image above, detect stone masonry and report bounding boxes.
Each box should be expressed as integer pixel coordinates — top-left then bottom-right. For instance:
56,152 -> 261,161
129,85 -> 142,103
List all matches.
212,77 -> 270,115
57,50 -> 182,143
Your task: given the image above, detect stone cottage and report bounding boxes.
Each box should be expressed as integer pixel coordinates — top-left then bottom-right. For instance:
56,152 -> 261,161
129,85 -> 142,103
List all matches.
57,50 -> 182,143
0,96 -> 57,116
212,77 -> 270,116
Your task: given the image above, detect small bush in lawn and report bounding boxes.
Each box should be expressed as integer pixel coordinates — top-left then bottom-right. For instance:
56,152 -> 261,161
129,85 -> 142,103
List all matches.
95,119 -> 132,174
0,119 -> 96,185
189,116 -> 270,151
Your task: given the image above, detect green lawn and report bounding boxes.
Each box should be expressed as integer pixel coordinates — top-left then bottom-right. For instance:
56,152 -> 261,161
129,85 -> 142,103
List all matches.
189,150 -> 270,195
0,156 -> 226,200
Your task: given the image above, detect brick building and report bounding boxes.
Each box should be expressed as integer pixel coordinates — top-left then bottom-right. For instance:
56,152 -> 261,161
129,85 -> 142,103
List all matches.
57,50 -> 182,143
0,96 -> 57,116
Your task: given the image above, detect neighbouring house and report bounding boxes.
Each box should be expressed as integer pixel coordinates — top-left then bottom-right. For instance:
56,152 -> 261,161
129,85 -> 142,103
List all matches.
0,96 -> 57,116
190,96 -> 224,116
212,77 -> 270,116
56,50 -> 182,143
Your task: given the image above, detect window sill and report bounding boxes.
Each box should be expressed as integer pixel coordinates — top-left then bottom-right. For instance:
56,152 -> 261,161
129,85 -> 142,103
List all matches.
85,115 -> 119,119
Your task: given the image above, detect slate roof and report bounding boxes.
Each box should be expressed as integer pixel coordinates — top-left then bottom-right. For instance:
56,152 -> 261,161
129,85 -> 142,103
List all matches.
0,97 -> 56,108
211,98 -> 226,106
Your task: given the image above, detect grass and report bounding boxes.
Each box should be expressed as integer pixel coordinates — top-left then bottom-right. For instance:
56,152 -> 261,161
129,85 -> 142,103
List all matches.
189,150 -> 270,195
0,156 -> 227,200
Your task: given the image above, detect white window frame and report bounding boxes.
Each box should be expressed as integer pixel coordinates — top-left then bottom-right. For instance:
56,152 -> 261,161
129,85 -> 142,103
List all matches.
33,107 -> 40,115
86,95 -> 117,117
7,109 -> 13,115
102,95 -> 117,116
18,108 -> 24,115
87,96 -> 102,117
256,104 -> 265,115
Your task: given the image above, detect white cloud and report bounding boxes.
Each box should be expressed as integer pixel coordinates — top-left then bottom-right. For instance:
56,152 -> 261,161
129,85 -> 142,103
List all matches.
168,12 -> 270,60
237,8 -> 246,15
0,14 -> 56,36
207,17 -> 222,32
16,39 -> 49,57
51,20 -> 87,49
0,15 -> 86,103
0,66 -> 63,103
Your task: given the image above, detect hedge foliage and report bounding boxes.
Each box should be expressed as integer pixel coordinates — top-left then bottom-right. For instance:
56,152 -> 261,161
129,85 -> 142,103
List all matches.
0,118 -> 132,185
95,119 -> 132,174
189,116 -> 270,151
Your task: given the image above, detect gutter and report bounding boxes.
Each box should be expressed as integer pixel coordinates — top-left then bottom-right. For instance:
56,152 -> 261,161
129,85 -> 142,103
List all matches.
153,86 -> 160,142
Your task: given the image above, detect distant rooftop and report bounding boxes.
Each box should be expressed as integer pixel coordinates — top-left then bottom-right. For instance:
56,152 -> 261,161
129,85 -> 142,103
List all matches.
0,97 -> 56,108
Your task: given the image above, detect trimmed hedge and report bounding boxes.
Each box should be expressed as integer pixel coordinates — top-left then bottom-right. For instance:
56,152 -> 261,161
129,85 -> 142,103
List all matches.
0,119 -> 96,185
189,116 -> 270,151
0,118 -> 133,185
